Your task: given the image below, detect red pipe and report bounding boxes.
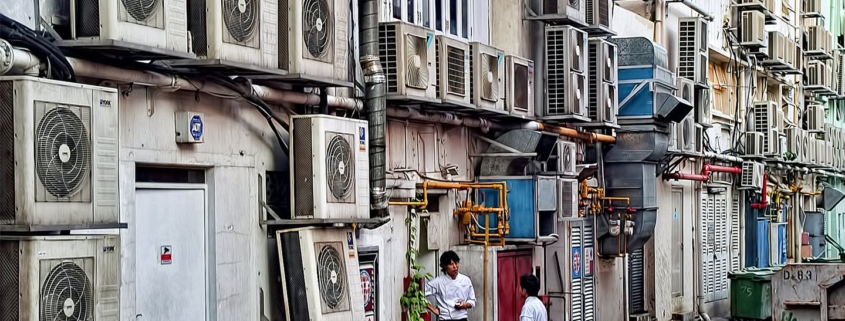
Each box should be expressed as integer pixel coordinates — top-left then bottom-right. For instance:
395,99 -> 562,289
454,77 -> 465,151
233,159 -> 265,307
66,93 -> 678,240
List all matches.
664,172 -> 710,181
750,171 -> 769,209
663,164 -> 743,182
704,164 -> 743,174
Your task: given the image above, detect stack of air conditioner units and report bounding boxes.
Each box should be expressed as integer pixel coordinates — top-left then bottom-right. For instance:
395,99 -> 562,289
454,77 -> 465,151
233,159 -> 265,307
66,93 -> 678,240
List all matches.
678,17 -> 709,87
542,25 -> 589,122
585,39 -> 619,127
0,77 -> 122,320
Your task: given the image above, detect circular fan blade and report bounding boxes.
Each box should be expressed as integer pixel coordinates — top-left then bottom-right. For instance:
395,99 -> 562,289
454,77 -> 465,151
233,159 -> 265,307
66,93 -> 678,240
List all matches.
317,244 -> 347,309
35,107 -> 91,198
303,0 -> 333,58
325,135 -> 354,200
40,261 -> 92,321
223,0 -> 258,43
121,0 -> 160,21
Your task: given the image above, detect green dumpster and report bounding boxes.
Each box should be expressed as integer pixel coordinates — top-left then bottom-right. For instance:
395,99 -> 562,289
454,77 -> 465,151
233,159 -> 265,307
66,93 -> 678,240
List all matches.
728,268 -> 776,319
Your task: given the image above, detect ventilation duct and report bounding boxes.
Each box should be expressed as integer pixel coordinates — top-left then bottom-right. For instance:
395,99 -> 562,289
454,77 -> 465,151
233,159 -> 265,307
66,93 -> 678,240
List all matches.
655,92 -> 693,123
478,130 -> 558,176
821,183 -> 845,211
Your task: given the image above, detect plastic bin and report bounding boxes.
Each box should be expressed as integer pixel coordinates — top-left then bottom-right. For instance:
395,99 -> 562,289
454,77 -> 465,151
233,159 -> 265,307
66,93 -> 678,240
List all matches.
728,268 -> 776,319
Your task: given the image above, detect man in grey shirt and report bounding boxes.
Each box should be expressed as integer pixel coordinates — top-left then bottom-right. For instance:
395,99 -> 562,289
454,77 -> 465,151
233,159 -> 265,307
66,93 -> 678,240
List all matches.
519,274 -> 547,321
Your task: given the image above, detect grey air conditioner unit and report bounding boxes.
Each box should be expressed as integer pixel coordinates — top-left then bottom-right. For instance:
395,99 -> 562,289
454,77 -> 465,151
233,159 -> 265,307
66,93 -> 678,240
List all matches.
807,104 -> 825,133
584,39 -> 618,128
435,35 -> 473,109
558,178 -> 579,218
761,31 -> 787,67
540,0 -> 587,25
289,115 -> 370,219
379,22 -> 437,102
0,77 -> 119,226
543,25 -> 589,122
67,0 -> 190,56
188,0 -> 279,69
740,161 -> 764,189
679,114 -> 696,153
806,60 -> 834,94
556,140 -> 578,176
276,228 -> 366,321
470,42 -> 506,113
0,235 -> 120,321
678,17 -> 709,88
745,132 -> 765,158
739,11 -> 767,48
806,25 -> 834,60
585,0 -> 614,35
505,55 -> 535,118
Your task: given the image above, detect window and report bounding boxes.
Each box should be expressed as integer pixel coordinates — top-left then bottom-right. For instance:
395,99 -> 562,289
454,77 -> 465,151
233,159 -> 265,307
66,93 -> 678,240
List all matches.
708,62 -> 736,117
392,0 -> 488,43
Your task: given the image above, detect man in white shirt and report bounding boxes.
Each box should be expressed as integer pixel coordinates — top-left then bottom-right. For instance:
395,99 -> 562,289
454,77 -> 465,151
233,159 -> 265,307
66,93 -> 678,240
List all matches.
425,251 -> 477,321
519,274 -> 548,321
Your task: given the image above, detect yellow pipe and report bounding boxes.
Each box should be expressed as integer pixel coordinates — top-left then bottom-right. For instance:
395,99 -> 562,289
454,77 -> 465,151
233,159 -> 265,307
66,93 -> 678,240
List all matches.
388,181 -> 473,206
536,123 -> 616,144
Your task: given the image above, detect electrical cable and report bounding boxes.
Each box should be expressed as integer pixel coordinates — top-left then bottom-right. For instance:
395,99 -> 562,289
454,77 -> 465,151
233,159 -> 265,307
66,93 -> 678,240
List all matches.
0,13 -> 74,81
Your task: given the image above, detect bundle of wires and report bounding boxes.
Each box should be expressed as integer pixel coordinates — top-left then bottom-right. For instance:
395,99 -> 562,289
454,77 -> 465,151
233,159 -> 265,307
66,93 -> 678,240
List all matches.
0,13 -> 75,81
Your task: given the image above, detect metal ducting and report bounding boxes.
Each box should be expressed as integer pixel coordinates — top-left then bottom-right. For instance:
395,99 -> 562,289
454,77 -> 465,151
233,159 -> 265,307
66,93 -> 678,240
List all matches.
655,92 -> 693,123
478,130 -> 558,176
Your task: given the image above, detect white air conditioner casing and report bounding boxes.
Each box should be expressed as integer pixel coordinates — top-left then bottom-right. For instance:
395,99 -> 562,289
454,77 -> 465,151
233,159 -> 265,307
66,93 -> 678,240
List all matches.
544,25 -> 589,121
276,228 -> 365,321
836,52 -> 845,96
678,17 -> 709,87
807,104 -> 825,132
740,161 -> 765,189
0,77 -> 118,226
557,140 -> 578,176
470,42 -> 505,112
69,0 -> 189,53
801,130 -> 811,163
435,35 -> 471,107
587,39 -> 618,126
752,101 -> 777,132
558,178 -> 579,219
826,142 -> 834,167
804,0 -> 823,16
0,235 -> 120,321
676,77 -> 695,106
745,132 -> 765,158
739,0 -> 775,13
289,115 -> 369,219
284,0 -> 350,80
679,114 -> 696,153
193,0 -> 278,69
807,25 -> 834,59
668,122 -> 679,153
505,55 -> 535,118
816,139 -> 826,166
786,127 -> 803,162
764,128 -> 780,156
762,31 -> 787,65
378,22 -> 437,100
807,136 -> 817,165
586,0 -> 613,30
740,11 -> 767,48
541,0 -> 587,25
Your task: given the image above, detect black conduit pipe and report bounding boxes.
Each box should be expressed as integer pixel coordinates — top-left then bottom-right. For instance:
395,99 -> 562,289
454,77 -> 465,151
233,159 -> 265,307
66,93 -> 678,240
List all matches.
359,0 -> 389,218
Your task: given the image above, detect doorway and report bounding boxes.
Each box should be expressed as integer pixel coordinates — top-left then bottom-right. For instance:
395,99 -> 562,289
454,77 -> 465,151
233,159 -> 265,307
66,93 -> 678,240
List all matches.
134,185 -> 209,320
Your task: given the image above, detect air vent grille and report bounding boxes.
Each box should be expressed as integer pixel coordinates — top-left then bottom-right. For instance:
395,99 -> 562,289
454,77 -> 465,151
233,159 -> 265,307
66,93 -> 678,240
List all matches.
0,82 -> 13,223
0,240 -> 20,321
678,19 -> 696,81
293,118 -> 314,217
546,28 -> 569,115
379,24 -> 400,93
75,0 -> 101,38
447,46 -> 466,95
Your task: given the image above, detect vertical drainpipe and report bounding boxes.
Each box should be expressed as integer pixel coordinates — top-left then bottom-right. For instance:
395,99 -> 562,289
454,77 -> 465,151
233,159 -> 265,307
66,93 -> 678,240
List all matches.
359,0 -> 389,218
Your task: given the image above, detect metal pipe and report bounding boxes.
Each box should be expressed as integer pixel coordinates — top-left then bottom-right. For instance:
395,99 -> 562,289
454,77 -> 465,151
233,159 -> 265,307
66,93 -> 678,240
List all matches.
520,122 -> 616,144
360,0 -> 389,218
387,107 -> 493,132
67,57 -> 363,110
653,0 -> 665,45
667,0 -> 716,21
751,171 -> 769,209
664,172 -> 710,181
704,152 -> 744,163
0,39 -> 40,76
705,164 -> 743,174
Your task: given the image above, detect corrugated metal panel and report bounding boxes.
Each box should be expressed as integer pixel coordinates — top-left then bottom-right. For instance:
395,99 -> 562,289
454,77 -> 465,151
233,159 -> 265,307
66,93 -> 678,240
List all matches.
730,192 -> 741,272
572,221 -> 583,319
628,248 -> 645,314
702,192 -> 730,301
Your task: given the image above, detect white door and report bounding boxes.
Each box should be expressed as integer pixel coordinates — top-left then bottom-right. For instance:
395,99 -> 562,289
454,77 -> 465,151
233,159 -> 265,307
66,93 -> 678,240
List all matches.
135,188 -> 207,320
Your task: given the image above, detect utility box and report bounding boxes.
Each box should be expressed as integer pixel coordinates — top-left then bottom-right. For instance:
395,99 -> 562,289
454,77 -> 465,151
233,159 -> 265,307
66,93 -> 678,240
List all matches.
175,111 -> 204,143
477,176 -> 558,241
771,263 -> 845,321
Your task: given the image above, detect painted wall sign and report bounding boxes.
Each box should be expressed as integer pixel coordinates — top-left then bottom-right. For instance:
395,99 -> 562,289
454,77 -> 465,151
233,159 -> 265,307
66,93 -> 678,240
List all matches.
572,246 -> 582,279
160,245 -> 172,265
190,115 -> 203,140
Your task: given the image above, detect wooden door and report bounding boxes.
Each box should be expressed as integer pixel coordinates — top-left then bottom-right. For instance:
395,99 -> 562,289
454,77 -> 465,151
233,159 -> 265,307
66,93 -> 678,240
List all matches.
497,250 -> 534,321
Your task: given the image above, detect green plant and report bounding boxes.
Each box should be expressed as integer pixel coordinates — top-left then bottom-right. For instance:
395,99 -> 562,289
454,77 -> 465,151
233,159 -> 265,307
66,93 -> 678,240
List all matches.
400,194 -> 433,321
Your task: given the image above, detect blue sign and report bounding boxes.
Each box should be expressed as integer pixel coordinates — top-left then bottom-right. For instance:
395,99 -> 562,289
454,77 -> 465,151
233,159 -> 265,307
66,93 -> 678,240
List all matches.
572,246 -> 582,279
190,115 -> 203,140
